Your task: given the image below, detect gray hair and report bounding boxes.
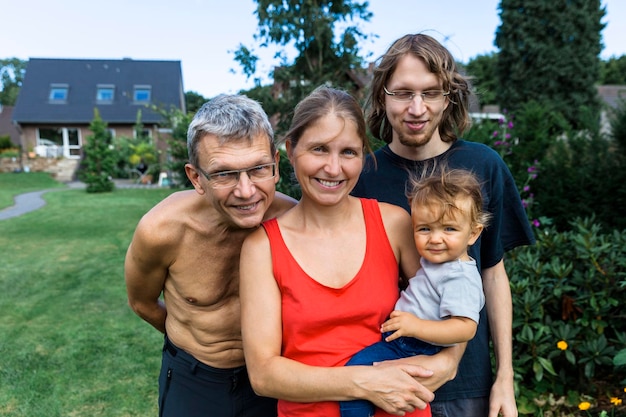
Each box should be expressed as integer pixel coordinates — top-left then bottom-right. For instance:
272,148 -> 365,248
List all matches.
187,94 -> 275,167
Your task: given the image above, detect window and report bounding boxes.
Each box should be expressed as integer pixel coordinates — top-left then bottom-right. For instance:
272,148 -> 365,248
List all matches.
134,128 -> 152,140
37,127 -> 82,159
133,85 -> 151,103
49,84 -> 69,103
96,85 -> 115,103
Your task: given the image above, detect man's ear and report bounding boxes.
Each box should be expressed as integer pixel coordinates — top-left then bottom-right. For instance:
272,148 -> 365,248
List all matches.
185,163 -> 206,195
273,150 -> 281,185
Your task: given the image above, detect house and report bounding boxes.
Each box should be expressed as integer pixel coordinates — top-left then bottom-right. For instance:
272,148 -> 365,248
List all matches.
11,57 -> 185,179
0,105 -> 21,147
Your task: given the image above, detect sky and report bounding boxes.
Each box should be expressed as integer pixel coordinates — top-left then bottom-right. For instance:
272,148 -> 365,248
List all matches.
3,0 -> 625,98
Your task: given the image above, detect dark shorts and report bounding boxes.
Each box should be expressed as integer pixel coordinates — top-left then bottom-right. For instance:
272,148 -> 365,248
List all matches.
158,336 -> 277,417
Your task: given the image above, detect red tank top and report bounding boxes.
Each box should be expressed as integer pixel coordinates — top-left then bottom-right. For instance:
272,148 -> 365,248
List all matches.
262,198 -> 430,417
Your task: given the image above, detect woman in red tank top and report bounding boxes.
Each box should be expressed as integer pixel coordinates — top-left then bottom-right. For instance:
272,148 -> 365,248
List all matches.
240,86 -> 435,417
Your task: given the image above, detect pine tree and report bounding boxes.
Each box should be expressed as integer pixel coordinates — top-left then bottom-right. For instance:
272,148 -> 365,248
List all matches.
495,0 -> 606,130
79,109 -> 115,193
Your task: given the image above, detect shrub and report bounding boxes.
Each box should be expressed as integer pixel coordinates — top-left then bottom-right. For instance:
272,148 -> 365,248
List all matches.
507,218 -> 626,415
0,134 -> 13,150
78,109 -> 115,193
466,105 -> 626,232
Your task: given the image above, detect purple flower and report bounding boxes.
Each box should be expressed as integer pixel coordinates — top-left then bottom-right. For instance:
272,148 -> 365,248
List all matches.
505,133 -> 511,139
508,121 -> 514,129
522,200 -> 529,208
493,131 -> 499,137
523,185 -> 530,192
532,219 -> 541,227
528,166 -> 537,173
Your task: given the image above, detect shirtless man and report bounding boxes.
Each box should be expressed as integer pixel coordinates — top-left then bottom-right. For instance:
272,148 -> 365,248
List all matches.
124,94 -> 296,417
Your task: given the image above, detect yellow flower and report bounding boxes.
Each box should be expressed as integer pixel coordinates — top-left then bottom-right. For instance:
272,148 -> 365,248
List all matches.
557,340 -> 568,350
579,401 -> 591,411
610,397 -> 622,406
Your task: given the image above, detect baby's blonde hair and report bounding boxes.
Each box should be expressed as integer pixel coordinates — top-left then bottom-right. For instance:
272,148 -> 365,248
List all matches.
408,168 -> 491,229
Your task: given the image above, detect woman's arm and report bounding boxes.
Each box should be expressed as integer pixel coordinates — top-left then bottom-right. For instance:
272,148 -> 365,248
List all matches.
239,228 -> 435,414
377,344 -> 465,393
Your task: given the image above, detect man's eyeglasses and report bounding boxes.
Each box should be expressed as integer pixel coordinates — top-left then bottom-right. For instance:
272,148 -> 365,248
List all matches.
197,162 -> 277,189
383,86 -> 450,103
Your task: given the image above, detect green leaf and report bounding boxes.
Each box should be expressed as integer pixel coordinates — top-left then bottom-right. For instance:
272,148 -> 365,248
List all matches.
537,357 -> 558,376
533,360 -> 544,381
613,349 -> 626,366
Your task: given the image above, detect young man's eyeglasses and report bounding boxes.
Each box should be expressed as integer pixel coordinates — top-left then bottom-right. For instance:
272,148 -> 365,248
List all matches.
383,86 -> 450,103
197,162 -> 277,189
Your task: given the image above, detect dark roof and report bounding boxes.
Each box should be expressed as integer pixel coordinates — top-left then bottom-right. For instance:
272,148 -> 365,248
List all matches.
12,58 -> 185,124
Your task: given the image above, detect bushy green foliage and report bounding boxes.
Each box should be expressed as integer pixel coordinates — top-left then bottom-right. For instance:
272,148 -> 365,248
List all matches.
152,105 -> 193,188
0,58 -> 26,106
463,53 -> 498,106
77,109 -> 115,193
466,103 -> 626,233
495,0 -> 605,130
235,0 -> 373,134
185,91 -> 208,114
610,98 -> 626,157
276,148 -> 301,199
0,134 -> 14,150
533,129 -> 626,232
466,106 -> 626,413
507,219 -> 626,415
600,55 -> 626,85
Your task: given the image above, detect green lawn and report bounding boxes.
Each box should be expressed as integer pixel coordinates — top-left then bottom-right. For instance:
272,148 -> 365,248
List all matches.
0,172 -> 66,209
0,175 -> 176,416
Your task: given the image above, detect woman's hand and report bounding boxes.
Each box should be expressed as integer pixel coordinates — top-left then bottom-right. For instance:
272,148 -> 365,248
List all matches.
357,362 -> 435,415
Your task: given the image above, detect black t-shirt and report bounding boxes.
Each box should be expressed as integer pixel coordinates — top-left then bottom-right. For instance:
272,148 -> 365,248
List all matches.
352,140 -> 535,401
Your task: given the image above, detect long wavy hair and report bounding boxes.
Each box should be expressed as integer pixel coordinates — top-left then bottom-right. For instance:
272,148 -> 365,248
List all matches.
365,33 -> 472,144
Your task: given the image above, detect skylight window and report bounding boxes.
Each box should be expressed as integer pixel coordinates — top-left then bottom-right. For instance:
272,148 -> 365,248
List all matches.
133,85 -> 151,103
96,85 -> 115,103
49,84 -> 69,103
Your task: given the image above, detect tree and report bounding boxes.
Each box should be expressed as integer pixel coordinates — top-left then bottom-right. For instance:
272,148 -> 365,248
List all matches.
185,91 -> 207,114
464,53 -> 498,107
78,109 -> 115,193
495,0 -> 606,130
599,55 -> 626,85
610,97 -> 626,157
0,58 -> 27,106
150,104 -> 194,188
235,0 -> 373,132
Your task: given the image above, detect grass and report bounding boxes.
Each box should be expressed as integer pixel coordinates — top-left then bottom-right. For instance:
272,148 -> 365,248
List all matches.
0,173 -> 176,416
0,172 -> 66,209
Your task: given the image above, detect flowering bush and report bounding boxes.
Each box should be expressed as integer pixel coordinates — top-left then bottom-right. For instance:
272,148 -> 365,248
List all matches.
466,109 -> 626,416
506,217 -> 626,416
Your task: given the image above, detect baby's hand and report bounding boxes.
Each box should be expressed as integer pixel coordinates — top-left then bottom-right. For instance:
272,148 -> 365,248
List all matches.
381,311 -> 418,342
